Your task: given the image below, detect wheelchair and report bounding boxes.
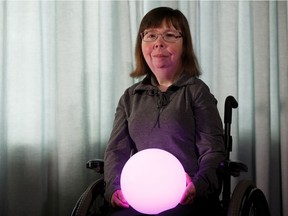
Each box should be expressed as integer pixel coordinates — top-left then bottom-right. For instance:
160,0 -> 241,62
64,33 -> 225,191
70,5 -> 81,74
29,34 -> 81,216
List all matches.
71,96 -> 271,216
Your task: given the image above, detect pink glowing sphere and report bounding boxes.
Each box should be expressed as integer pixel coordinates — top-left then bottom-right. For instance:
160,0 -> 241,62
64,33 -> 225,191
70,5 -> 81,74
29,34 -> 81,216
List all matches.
120,148 -> 186,214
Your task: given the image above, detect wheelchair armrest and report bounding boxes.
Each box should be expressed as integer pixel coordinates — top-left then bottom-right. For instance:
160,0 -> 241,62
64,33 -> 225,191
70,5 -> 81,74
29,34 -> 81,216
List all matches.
219,160 -> 248,177
86,159 -> 104,174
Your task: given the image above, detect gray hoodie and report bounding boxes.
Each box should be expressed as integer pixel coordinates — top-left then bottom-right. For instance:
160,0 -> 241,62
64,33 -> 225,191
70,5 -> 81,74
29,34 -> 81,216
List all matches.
104,73 -> 225,203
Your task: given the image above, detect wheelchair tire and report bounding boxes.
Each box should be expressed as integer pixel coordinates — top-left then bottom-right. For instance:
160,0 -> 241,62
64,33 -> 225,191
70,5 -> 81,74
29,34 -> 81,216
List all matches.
71,178 -> 108,216
227,180 -> 270,216
227,180 -> 255,216
241,188 -> 270,216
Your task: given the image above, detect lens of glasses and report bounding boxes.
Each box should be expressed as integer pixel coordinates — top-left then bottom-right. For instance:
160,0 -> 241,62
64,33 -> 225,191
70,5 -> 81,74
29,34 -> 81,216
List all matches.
141,31 -> 182,42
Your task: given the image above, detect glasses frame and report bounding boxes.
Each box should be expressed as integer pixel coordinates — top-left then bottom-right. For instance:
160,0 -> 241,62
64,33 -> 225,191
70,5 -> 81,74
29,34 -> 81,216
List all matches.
140,30 -> 183,43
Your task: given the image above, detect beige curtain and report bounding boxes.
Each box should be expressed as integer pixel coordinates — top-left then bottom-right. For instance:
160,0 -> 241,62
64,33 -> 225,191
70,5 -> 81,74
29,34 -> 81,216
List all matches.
0,1 -> 287,215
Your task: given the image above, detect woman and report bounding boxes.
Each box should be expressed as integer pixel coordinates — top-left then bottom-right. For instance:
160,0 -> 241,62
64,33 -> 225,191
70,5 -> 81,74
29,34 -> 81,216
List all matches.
104,7 -> 225,216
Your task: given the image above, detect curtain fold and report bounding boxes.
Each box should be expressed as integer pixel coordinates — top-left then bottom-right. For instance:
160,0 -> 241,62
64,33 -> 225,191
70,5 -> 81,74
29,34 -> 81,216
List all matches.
0,1 -> 287,216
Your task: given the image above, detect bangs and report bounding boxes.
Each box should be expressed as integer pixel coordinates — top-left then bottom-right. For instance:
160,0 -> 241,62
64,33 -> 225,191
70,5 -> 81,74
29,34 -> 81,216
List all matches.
139,11 -> 182,32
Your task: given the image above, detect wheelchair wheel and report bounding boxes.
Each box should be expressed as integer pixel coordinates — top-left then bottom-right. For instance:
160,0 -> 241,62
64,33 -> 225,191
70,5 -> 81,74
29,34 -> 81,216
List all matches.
241,187 -> 270,216
227,180 -> 270,216
71,178 -> 109,216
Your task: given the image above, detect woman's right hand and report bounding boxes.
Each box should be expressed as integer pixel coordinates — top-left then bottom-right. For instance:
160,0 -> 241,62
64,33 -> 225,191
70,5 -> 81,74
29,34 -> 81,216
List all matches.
111,190 -> 130,208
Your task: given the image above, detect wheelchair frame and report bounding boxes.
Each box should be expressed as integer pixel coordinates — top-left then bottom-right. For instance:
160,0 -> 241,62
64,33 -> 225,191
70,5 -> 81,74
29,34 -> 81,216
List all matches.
71,96 -> 271,216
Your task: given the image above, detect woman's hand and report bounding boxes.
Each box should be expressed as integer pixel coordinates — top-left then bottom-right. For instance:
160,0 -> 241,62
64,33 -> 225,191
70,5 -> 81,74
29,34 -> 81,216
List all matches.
111,190 -> 130,208
180,173 -> 196,205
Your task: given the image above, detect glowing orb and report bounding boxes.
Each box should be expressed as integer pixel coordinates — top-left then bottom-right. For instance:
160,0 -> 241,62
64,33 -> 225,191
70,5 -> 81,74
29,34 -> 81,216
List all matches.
120,148 -> 186,214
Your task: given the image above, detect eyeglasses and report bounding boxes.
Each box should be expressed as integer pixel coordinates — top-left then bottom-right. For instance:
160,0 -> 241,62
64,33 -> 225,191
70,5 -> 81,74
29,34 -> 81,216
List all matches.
140,30 -> 182,43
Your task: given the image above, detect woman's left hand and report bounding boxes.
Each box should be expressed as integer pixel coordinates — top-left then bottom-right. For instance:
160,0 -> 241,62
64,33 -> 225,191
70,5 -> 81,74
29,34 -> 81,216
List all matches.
180,173 -> 196,205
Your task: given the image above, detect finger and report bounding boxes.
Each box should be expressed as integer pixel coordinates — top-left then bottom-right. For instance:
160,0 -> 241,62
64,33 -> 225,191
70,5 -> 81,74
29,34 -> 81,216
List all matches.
117,191 -> 129,208
111,191 -> 120,207
180,195 -> 193,205
116,199 -> 130,208
112,191 -> 129,208
185,173 -> 192,185
179,196 -> 188,205
180,189 -> 190,205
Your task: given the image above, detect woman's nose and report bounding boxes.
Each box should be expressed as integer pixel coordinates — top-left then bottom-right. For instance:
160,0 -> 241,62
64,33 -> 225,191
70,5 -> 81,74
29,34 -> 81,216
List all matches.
153,37 -> 165,49
154,38 -> 165,48
154,43 -> 164,49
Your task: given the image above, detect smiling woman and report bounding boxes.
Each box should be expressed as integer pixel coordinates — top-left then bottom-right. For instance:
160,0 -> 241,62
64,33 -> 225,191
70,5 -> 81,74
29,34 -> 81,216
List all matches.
104,7 -> 226,216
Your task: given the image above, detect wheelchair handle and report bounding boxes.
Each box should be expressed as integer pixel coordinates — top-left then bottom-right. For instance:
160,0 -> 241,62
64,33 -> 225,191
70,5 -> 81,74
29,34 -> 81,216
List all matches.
224,95 -> 238,124
224,96 -> 238,155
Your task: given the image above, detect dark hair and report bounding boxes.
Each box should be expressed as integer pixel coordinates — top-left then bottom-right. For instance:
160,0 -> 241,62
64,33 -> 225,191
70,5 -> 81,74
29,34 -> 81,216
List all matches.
130,7 -> 201,78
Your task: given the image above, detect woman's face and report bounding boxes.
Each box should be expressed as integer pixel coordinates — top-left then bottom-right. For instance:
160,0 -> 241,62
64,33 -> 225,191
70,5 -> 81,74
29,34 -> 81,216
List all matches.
141,22 -> 183,78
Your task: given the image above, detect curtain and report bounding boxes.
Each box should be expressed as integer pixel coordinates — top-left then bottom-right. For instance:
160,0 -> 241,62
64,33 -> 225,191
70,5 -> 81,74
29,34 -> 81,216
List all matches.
0,1 -> 287,215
